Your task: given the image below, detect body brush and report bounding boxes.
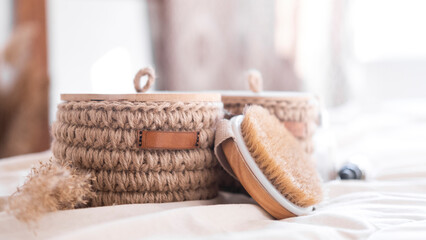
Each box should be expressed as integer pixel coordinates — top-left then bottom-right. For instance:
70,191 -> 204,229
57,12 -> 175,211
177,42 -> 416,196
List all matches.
215,105 -> 323,218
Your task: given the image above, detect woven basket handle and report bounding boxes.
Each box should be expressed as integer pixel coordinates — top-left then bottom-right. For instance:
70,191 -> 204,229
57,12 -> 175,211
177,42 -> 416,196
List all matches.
247,69 -> 263,93
134,67 -> 156,93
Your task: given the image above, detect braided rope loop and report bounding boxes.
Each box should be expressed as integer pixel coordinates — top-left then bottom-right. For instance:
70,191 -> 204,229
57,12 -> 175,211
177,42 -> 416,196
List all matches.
134,67 -> 156,93
247,69 -> 263,93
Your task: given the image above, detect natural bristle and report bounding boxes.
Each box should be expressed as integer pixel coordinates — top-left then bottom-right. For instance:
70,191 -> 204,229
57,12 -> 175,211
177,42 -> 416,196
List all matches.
241,106 -> 322,207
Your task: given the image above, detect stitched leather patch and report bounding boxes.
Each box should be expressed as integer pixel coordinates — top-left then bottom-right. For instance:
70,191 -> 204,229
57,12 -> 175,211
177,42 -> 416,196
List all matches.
138,131 -> 200,150
283,121 -> 307,139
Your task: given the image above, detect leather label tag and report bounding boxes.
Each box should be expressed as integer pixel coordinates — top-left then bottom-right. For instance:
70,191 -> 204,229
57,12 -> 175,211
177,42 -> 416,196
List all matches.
283,121 -> 307,139
138,131 -> 200,150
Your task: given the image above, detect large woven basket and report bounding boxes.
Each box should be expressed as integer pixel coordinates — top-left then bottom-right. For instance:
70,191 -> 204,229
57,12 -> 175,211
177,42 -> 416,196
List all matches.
51,69 -> 224,206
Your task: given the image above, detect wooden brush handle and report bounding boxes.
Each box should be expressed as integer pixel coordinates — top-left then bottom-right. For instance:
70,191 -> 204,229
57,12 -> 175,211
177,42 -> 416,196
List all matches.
222,138 -> 296,219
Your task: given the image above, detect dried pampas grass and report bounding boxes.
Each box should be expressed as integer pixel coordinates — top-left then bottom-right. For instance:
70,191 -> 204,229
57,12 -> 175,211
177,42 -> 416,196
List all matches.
7,159 -> 94,223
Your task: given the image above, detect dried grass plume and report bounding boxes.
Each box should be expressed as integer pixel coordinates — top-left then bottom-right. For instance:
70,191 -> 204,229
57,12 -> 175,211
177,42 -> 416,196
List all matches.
7,159 -> 94,223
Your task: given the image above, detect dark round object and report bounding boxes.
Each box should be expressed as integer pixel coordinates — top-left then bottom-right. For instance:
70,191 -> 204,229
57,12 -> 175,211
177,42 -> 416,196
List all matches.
338,163 -> 362,180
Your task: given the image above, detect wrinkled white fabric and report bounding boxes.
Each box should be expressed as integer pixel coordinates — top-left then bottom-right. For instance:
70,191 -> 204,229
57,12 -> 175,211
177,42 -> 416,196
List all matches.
1,99 -> 426,240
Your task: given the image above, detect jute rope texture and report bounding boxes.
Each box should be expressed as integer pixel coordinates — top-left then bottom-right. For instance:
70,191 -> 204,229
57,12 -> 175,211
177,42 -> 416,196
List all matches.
51,67 -> 224,206
52,100 -> 223,206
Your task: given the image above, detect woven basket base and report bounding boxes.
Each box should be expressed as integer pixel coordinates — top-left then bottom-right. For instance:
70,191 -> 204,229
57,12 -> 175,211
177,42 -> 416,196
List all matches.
90,185 -> 219,207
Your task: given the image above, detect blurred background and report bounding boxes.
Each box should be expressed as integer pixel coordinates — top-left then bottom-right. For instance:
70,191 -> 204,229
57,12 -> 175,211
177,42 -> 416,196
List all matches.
0,0 -> 425,158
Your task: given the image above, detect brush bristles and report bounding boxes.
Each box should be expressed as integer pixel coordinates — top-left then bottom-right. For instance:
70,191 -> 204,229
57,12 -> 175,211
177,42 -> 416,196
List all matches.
241,106 -> 322,207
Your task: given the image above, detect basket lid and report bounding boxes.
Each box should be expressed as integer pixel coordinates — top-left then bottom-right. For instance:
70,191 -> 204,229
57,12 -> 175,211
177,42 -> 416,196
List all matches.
221,91 -> 315,103
61,92 -> 221,102
60,67 -> 220,102
221,70 -> 317,103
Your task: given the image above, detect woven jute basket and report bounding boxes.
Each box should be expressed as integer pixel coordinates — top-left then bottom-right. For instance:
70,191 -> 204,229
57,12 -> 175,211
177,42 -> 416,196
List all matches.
51,68 -> 224,206
218,70 -> 320,192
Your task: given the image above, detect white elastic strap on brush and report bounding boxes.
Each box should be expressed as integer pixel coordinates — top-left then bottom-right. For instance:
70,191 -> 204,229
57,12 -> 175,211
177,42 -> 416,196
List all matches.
230,115 -> 314,216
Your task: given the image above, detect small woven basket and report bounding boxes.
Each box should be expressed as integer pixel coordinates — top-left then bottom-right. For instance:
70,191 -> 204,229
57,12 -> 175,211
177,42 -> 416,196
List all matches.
51,68 -> 224,206
218,70 -> 320,192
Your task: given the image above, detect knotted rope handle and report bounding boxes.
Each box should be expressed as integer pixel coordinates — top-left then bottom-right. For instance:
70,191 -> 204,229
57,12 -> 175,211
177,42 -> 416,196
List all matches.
247,69 -> 263,93
134,67 -> 156,93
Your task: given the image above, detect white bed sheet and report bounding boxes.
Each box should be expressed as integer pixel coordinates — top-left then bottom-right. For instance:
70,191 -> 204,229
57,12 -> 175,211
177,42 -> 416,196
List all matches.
1,99 -> 426,240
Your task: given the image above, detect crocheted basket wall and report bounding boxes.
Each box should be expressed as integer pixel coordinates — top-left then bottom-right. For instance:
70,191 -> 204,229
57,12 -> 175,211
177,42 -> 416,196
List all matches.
52,95 -> 223,206
51,69 -> 223,207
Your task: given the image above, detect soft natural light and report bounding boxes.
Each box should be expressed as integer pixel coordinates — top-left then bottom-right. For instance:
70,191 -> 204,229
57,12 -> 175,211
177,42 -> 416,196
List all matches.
90,47 -> 137,93
351,0 -> 426,62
